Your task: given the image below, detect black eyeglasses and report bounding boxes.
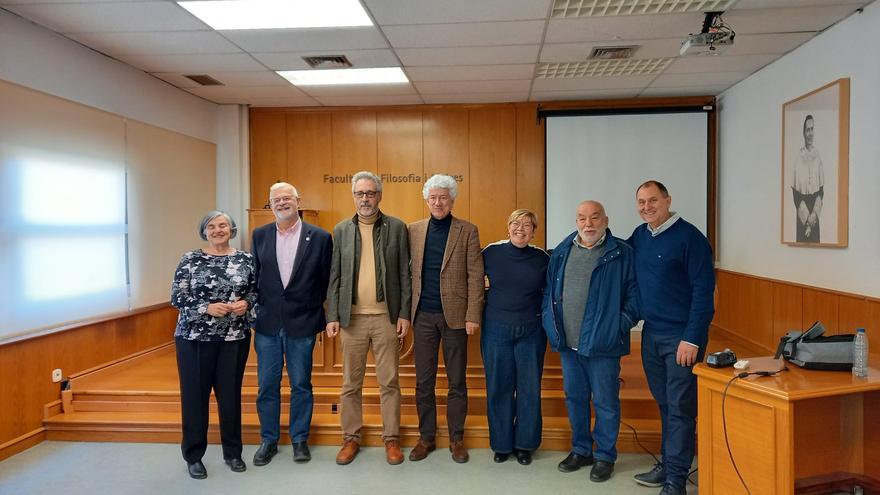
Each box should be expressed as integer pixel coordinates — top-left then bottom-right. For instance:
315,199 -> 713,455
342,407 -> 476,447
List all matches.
353,191 -> 379,199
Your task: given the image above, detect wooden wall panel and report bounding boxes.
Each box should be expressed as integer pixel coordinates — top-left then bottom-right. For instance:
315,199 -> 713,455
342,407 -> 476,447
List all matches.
838,295 -> 869,336
772,282 -> 802,346
515,103 -> 546,247
377,110 -> 424,225
249,112 -> 287,209
423,109 -> 469,219
802,288 -> 839,334
288,113 -> 332,228
0,306 -> 176,455
330,112 -> 377,227
468,107 -> 517,244
870,300 -> 880,352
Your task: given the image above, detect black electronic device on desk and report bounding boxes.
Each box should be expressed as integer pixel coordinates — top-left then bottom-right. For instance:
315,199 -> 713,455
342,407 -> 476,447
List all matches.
707,348 -> 737,368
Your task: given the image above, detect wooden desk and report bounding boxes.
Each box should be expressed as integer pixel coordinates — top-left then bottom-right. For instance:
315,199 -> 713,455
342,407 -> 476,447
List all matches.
695,356 -> 880,494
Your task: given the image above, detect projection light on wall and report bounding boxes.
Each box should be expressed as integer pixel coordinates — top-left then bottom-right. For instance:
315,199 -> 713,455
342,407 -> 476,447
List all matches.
20,161 -> 125,226
21,235 -> 126,301
177,0 -> 372,30
277,67 -> 409,86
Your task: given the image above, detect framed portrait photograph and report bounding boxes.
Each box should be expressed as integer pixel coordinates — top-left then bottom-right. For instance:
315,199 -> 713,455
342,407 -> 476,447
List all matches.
781,78 -> 849,247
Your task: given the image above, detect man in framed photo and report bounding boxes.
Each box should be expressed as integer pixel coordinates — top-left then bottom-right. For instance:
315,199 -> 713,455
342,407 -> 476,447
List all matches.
790,114 -> 825,243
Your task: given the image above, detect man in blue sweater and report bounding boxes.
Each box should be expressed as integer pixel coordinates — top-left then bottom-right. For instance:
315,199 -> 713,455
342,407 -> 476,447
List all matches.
542,200 -> 640,484
628,181 -> 715,495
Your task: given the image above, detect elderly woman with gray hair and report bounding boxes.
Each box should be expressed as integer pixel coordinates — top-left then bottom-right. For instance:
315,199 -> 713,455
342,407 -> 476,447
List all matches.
171,210 -> 256,479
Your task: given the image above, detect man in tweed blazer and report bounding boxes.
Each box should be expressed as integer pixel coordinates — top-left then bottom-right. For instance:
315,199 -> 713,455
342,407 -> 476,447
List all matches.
407,174 -> 484,464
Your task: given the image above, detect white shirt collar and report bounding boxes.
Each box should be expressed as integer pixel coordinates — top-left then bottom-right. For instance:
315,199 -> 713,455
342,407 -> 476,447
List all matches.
647,212 -> 680,237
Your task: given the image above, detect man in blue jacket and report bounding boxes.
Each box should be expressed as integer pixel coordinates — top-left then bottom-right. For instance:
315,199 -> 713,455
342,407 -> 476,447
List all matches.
628,180 -> 714,495
542,200 -> 639,483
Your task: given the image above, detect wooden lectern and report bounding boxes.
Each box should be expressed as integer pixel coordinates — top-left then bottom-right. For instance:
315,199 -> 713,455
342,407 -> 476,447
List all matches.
694,356 -> 880,495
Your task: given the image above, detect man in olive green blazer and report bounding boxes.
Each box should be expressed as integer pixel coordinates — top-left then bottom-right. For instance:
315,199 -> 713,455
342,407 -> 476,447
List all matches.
326,171 -> 411,466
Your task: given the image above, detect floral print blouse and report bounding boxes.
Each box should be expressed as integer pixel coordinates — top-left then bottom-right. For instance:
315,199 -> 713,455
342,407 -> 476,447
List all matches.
171,249 -> 257,341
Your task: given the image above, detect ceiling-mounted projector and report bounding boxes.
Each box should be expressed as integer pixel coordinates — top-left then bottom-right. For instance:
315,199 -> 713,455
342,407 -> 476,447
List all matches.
680,31 -> 735,56
680,11 -> 735,56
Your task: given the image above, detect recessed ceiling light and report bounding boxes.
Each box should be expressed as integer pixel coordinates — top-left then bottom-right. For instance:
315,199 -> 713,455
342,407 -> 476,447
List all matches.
177,0 -> 373,30
277,67 -> 409,86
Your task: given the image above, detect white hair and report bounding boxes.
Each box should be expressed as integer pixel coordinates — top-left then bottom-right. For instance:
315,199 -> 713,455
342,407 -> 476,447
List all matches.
422,174 -> 458,199
351,171 -> 382,193
269,182 -> 299,198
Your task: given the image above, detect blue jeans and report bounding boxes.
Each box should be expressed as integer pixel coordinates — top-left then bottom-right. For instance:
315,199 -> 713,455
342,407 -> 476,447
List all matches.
254,329 -> 315,443
641,330 -> 704,490
559,348 -> 621,463
480,318 -> 546,454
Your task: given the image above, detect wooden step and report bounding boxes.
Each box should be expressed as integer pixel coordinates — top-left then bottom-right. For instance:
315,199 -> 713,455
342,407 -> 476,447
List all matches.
43,410 -> 662,453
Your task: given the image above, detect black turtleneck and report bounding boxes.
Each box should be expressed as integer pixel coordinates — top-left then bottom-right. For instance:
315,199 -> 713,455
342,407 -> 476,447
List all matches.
418,214 -> 452,313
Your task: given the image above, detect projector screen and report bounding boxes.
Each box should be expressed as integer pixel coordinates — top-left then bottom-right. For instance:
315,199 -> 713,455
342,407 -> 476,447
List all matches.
545,112 -> 709,248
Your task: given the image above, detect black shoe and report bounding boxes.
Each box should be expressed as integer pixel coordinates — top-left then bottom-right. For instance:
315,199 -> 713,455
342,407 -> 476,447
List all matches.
558,452 -> 593,473
514,449 -> 532,465
493,452 -> 510,463
634,462 -> 666,487
253,442 -> 278,466
292,441 -> 311,463
659,484 -> 686,495
186,461 -> 207,479
589,460 -> 614,482
225,458 -> 246,472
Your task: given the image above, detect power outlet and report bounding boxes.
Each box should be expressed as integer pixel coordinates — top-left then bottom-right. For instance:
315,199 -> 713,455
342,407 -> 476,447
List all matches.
51,368 -> 63,383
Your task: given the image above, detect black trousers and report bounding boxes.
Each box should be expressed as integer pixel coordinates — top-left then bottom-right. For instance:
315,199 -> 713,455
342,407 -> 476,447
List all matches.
175,335 -> 250,463
412,311 -> 468,441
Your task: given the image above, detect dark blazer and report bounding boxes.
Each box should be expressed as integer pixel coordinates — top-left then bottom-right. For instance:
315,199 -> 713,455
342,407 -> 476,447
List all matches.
408,216 -> 484,329
251,220 -> 332,338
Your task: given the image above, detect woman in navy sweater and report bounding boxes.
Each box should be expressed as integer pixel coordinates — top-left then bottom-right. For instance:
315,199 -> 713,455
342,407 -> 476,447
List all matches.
481,209 -> 549,465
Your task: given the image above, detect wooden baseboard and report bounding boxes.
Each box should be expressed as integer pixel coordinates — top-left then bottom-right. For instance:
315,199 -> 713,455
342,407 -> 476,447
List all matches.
0,428 -> 46,461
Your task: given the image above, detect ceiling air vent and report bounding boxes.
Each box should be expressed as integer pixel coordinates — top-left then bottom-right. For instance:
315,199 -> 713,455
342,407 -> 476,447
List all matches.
302,55 -> 353,68
589,46 -> 638,59
551,0 -> 736,17
183,74 -> 224,86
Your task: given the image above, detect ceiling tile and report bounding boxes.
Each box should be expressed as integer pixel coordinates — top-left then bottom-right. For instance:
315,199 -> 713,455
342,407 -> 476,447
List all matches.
4,1 -> 208,33
545,13 -> 696,43
532,74 -> 654,91
732,1 -> 868,8
383,20 -> 545,48
151,71 -> 290,88
415,79 -> 531,94
422,92 -> 529,103
252,49 -> 399,71
211,96 -> 321,106
725,5 -> 864,33
364,0 -> 551,24
530,88 -> 641,101
406,64 -> 535,81
541,39 -> 681,61
313,94 -> 425,106
117,53 -> 267,73
639,85 -> 730,97
651,71 -> 752,87
396,45 -> 540,66
665,53 -> 777,74
184,85 -> 312,100
220,27 -> 388,53
297,83 -> 417,97
68,31 -> 241,56
724,32 -> 816,55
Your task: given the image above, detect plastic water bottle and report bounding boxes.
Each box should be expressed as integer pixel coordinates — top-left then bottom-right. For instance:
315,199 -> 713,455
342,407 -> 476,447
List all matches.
852,328 -> 868,378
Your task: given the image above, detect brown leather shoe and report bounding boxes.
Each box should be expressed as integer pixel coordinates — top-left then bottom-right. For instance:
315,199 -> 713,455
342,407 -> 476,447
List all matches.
335,440 -> 360,465
450,440 -> 469,463
385,440 -> 404,465
408,439 -> 436,462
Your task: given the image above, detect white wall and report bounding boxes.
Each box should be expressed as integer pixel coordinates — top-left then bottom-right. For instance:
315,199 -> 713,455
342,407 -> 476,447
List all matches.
0,9 -> 217,143
216,104 -> 251,249
717,3 -> 880,297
